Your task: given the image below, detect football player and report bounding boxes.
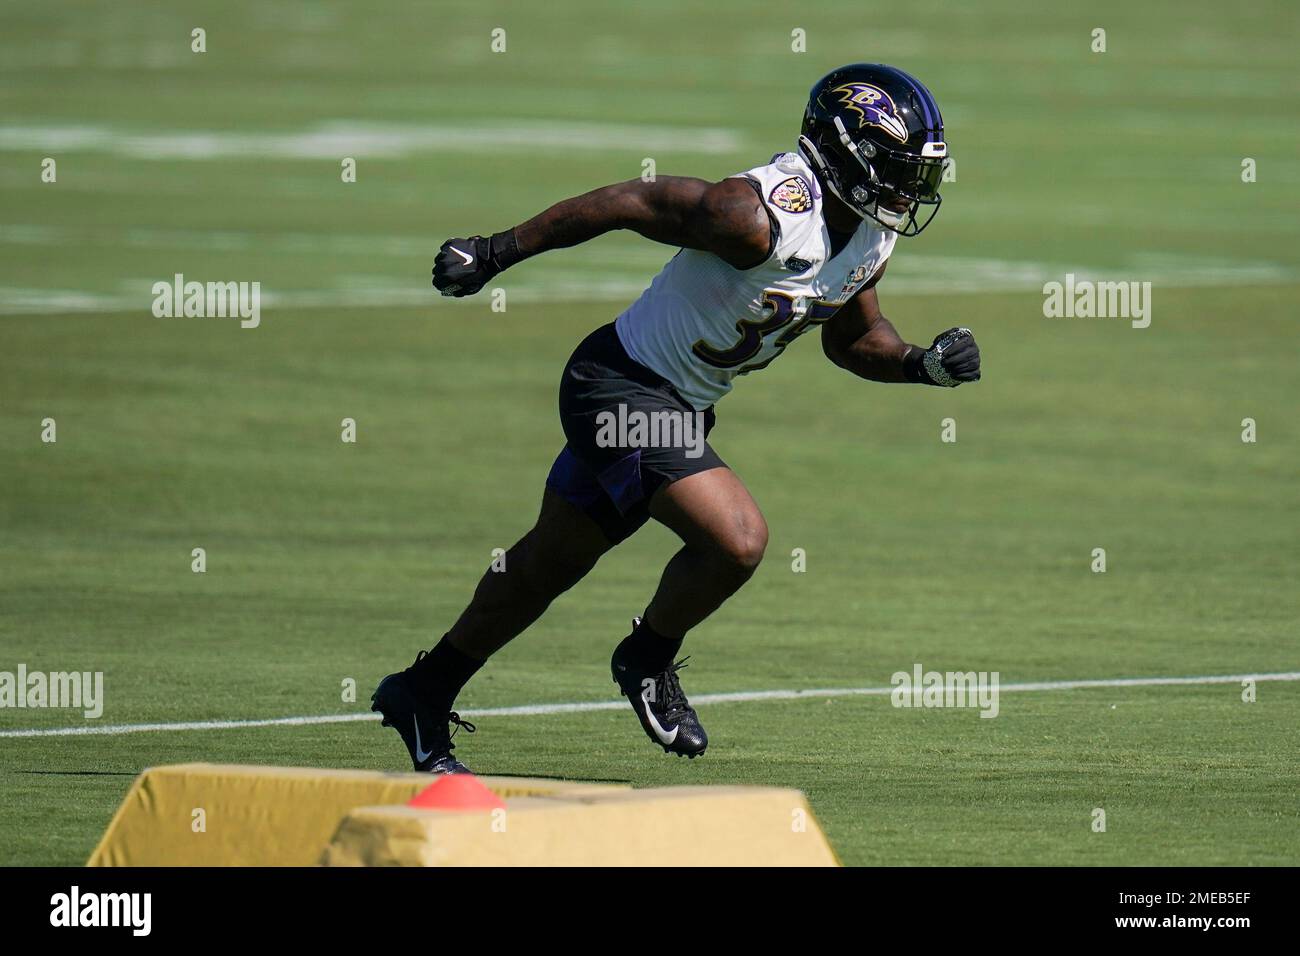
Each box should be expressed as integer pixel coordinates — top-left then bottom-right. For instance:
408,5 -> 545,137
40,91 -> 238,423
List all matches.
373,63 -> 980,772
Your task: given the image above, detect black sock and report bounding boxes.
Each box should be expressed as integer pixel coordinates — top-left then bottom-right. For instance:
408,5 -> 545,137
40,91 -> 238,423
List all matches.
616,618 -> 683,674
407,635 -> 484,711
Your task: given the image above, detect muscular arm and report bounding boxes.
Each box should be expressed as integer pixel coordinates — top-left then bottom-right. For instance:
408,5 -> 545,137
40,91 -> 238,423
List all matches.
513,176 -> 773,269
432,176 -> 775,296
821,267 -> 982,386
820,267 -> 915,383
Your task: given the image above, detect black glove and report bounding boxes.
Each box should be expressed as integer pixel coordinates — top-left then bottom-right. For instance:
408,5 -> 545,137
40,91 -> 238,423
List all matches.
432,230 -> 523,297
904,327 -> 981,387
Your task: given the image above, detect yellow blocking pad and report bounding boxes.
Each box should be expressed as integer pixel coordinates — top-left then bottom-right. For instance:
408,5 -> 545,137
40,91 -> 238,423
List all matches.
322,786 -> 839,867
88,763 -> 629,867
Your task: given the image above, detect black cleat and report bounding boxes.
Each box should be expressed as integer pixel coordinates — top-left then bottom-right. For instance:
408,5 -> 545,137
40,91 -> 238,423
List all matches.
611,632 -> 708,758
371,658 -> 475,774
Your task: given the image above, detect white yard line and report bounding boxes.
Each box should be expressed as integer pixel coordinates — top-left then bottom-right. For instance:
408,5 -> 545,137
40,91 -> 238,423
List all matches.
1,671 -> 1295,740
2,222 -> 1296,316
3,260 -> 1296,316
0,121 -> 744,159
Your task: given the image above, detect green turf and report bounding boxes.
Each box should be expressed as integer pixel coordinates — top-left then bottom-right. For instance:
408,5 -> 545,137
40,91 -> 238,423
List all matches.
1,1 -> 1297,866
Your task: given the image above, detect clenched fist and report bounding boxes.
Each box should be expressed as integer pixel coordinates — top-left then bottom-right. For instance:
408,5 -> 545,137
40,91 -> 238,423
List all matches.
432,230 -> 526,298
905,327 -> 981,386
432,236 -> 496,297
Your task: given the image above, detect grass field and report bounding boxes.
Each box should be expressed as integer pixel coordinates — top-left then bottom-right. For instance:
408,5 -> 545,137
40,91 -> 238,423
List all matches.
2,1 -> 1298,866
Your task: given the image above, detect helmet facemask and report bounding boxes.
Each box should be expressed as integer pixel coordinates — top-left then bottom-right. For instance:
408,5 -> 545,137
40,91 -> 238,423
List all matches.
800,116 -> 947,237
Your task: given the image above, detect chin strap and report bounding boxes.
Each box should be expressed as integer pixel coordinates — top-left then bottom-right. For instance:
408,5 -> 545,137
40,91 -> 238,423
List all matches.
798,135 -> 841,201
796,134 -> 824,172
798,134 -> 870,224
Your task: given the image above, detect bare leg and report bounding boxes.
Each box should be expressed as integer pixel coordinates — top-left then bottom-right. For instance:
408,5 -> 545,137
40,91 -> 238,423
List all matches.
445,488 -> 615,659
642,467 -> 768,640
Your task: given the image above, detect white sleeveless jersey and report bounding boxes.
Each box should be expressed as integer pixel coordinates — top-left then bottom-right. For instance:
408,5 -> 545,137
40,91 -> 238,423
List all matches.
615,151 -> 896,410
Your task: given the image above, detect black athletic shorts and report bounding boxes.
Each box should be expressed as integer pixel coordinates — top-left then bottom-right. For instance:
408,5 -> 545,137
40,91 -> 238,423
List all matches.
546,323 -> 726,543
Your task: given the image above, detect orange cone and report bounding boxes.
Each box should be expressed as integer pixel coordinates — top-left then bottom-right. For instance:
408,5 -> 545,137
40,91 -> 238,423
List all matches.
406,773 -> 507,811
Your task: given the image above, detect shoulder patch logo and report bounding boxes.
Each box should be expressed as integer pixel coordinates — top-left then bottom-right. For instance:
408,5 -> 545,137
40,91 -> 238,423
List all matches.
769,176 -> 813,214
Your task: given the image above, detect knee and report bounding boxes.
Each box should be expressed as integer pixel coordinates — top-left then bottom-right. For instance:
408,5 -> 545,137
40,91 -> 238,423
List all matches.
714,517 -> 768,575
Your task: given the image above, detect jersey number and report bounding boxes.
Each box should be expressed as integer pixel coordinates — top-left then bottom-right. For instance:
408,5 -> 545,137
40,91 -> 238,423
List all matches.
692,291 -> 841,373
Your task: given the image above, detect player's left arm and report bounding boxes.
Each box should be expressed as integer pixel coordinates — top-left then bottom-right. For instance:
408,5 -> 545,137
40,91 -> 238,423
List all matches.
821,268 -> 981,386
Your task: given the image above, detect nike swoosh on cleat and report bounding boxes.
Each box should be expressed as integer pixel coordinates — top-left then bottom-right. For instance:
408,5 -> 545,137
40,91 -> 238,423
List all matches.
412,715 -> 433,763
452,247 -> 474,265
640,685 -> 678,746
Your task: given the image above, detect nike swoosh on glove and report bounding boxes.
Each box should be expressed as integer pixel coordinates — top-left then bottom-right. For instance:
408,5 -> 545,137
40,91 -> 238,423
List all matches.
432,236 -> 497,297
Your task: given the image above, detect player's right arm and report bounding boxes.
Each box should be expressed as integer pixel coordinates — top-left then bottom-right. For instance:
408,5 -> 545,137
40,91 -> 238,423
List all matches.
431,177 -> 774,297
